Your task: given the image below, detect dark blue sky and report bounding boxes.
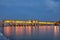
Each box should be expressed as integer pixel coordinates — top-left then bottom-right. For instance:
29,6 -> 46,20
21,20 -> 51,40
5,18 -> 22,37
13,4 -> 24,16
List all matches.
0,0 -> 60,21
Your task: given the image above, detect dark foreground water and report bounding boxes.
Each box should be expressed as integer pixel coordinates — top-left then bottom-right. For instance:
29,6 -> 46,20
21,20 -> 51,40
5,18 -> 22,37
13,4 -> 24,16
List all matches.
0,25 -> 60,40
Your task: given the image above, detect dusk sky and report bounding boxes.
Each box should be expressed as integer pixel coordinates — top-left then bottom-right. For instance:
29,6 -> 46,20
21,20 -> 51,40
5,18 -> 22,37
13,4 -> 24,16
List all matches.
0,0 -> 60,21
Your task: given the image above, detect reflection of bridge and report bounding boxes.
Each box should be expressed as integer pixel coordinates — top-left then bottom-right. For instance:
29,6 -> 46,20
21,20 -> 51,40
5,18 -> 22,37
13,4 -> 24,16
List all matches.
0,20 -> 60,26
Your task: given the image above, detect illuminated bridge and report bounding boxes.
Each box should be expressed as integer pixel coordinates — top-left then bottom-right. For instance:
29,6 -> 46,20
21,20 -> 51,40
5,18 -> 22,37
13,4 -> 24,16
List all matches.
0,20 -> 59,26
0,20 -> 60,26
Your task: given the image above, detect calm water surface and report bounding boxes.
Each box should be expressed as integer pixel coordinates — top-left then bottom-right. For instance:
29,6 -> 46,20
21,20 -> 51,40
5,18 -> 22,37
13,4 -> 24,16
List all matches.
0,25 -> 60,40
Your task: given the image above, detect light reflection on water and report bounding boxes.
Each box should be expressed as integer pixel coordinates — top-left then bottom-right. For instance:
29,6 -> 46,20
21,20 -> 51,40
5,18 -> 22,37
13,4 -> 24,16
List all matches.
53,26 -> 59,40
0,25 -> 60,40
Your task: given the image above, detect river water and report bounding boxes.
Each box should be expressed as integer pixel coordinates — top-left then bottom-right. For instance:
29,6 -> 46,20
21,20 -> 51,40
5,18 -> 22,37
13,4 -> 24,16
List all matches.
0,25 -> 60,40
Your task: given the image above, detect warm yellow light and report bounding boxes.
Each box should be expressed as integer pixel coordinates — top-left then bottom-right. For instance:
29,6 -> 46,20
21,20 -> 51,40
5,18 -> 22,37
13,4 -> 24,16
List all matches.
4,20 -> 10,23
26,20 -> 32,24
16,21 -> 25,23
39,22 -> 47,24
33,20 -> 36,23
39,22 -> 55,24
